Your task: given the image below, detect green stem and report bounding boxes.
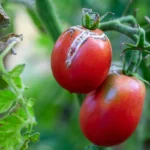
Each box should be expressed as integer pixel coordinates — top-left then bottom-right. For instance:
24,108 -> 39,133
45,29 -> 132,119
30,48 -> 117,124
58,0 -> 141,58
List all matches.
99,20 -> 138,41
36,0 -> 62,41
137,28 -> 145,47
119,15 -> 137,25
99,16 -> 150,46
26,7 -> 46,33
0,42 -> 17,60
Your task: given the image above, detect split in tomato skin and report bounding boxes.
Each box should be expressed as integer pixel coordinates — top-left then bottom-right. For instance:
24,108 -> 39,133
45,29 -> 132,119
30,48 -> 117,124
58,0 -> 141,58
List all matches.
51,26 -> 112,94
79,74 -> 146,146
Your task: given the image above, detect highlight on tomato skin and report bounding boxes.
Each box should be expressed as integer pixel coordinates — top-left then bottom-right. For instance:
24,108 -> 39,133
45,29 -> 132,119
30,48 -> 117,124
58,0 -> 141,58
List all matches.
79,73 -> 146,146
51,26 -> 112,94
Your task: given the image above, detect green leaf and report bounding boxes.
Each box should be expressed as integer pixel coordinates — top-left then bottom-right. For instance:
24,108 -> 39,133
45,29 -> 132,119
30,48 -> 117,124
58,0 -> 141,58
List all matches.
27,98 -> 36,118
0,106 -> 27,149
27,98 -> 35,107
8,64 -> 25,88
2,74 -> 23,89
2,75 -> 9,85
0,76 -> 8,90
30,132 -> 40,142
9,64 -> 25,78
13,77 -> 22,88
0,90 -> 16,113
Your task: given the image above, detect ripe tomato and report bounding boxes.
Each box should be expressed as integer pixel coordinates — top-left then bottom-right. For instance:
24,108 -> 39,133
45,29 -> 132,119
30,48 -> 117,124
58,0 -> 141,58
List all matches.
51,26 -> 112,94
80,73 -> 146,146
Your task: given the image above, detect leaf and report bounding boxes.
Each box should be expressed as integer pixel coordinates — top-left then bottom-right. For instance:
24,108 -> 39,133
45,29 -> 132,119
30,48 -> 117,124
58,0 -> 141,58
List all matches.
2,75 -> 9,85
0,90 -> 16,113
30,132 -> 40,142
21,132 -> 40,150
27,98 -> 35,107
0,106 -> 27,149
9,64 -> 25,77
8,64 -> 25,88
2,74 -> 23,89
0,76 -> 8,90
27,98 -> 36,118
13,77 -> 22,88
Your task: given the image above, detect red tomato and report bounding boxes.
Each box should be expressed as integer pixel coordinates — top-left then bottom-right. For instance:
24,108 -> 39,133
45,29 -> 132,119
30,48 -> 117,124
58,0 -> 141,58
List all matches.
51,26 -> 112,94
80,73 -> 146,146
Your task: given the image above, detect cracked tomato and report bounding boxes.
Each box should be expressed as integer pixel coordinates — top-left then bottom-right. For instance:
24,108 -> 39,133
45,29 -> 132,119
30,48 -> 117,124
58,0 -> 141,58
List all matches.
51,26 -> 112,94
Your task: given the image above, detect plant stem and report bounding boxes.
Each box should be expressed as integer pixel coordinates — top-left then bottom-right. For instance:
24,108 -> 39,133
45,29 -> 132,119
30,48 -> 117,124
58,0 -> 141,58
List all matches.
119,15 -> 136,25
99,15 -> 150,46
99,19 -> 138,41
36,0 -> 62,41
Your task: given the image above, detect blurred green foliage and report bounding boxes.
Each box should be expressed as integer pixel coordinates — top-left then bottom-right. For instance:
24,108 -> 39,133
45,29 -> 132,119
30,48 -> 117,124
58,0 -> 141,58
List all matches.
1,0 -> 150,150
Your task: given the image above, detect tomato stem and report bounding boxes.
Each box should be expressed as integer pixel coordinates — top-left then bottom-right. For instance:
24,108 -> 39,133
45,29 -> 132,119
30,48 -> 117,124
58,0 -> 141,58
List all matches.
99,16 -> 150,46
36,0 -> 62,41
99,15 -> 150,79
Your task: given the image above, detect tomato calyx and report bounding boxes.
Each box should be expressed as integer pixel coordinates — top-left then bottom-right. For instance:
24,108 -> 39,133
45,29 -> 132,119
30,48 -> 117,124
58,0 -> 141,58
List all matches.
82,8 -> 115,30
121,28 -> 150,54
110,64 -> 150,85
117,27 -> 150,85
64,26 -> 107,68
122,68 -> 150,86
82,8 -> 100,30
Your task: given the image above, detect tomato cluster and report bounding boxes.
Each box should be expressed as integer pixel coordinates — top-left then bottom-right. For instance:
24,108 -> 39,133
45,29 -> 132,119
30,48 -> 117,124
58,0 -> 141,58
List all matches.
51,26 -> 146,147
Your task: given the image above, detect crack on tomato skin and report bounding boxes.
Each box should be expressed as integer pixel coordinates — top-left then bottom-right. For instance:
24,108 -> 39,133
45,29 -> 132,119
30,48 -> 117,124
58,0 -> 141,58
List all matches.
65,26 -> 107,68
65,30 -> 90,67
63,28 -> 75,37
62,26 -> 83,38
82,38 -> 88,45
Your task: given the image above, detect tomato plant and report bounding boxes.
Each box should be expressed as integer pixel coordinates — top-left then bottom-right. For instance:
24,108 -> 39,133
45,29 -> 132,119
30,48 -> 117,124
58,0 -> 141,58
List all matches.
80,73 -> 146,146
51,26 -> 112,94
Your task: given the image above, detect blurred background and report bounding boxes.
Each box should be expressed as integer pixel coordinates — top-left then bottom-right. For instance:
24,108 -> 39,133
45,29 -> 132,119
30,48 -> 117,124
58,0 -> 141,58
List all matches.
1,0 -> 150,150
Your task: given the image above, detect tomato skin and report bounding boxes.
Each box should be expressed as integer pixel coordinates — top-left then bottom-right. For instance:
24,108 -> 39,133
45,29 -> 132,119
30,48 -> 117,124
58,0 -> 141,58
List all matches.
51,26 -> 112,94
79,74 -> 146,146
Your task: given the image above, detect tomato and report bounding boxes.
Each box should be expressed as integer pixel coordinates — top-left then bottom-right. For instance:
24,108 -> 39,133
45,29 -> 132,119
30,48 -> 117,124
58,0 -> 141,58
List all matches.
79,73 -> 146,146
51,26 -> 112,94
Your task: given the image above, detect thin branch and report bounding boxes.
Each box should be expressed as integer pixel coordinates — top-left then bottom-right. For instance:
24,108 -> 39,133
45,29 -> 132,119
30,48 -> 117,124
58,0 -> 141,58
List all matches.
122,0 -> 133,16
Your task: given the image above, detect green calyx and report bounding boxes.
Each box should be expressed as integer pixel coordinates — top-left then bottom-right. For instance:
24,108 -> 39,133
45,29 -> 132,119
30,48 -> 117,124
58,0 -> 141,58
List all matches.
82,8 -> 100,30
82,9 -> 115,30
122,50 -> 150,85
120,25 -> 150,85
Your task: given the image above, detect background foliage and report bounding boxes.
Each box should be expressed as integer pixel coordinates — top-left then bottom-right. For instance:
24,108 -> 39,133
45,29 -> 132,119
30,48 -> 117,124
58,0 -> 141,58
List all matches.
1,0 -> 150,150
